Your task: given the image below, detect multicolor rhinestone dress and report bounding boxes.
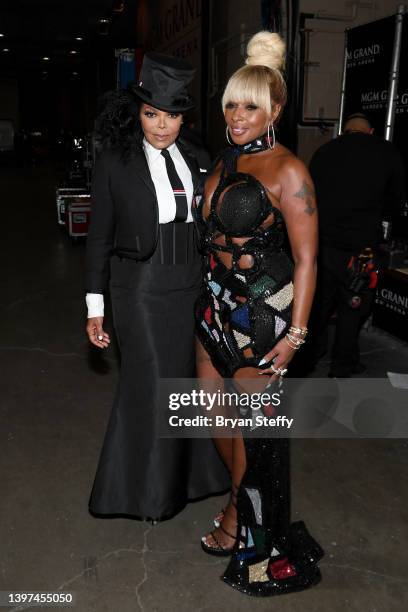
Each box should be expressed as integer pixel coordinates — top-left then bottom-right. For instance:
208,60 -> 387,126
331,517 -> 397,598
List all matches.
193,141 -> 294,377
193,137 -> 324,596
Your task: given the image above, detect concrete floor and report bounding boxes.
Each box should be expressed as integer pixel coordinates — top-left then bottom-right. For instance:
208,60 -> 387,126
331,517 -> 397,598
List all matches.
1,164 -> 408,612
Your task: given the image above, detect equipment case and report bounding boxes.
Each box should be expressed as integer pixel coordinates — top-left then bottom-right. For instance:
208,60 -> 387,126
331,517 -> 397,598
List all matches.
56,187 -> 89,226
66,198 -> 91,238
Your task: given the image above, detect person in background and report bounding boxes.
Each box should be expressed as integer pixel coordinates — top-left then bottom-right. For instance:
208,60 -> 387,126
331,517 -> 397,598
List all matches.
85,53 -> 228,522
308,112 -> 406,377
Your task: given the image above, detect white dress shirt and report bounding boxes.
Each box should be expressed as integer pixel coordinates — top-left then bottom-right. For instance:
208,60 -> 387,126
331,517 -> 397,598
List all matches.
86,138 -> 194,318
143,138 -> 194,223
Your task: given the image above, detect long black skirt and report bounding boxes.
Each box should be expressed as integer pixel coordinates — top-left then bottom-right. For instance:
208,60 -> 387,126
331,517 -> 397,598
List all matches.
89,250 -> 229,520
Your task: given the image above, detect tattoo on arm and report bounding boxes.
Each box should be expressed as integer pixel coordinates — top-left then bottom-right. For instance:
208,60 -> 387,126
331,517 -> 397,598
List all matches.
294,181 -> 316,216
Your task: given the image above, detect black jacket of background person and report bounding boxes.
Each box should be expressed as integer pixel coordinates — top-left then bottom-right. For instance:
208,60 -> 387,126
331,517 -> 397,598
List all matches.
309,132 -> 406,253
85,132 -> 210,294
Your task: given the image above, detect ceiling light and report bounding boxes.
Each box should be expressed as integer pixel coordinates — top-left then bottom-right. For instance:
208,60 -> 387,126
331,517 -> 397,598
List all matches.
43,56 -> 50,61
2,48 -> 10,52
72,71 -> 78,76
0,33 -> 4,38
75,37 -> 83,41
69,50 -> 77,55
98,17 -> 111,35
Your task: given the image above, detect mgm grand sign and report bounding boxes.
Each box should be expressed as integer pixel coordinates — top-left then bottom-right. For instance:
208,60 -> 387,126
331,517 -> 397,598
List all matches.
347,43 -> 381,68
373,271 -> 408,342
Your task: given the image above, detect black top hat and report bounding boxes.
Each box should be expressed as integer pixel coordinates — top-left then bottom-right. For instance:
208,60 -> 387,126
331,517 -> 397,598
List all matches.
129,52 -> 195,112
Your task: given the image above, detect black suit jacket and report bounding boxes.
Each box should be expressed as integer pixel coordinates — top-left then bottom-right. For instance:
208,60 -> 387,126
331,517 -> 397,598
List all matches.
85,135 -> 210,293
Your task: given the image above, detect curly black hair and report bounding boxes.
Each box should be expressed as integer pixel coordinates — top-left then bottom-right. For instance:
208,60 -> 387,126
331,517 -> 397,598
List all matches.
94,88 -> 143,161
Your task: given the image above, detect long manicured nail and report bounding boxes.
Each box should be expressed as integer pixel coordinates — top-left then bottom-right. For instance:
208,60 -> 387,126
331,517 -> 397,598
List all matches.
258,358 -> 267,366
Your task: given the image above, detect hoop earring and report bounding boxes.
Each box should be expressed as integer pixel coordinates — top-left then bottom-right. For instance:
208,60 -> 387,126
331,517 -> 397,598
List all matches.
226,125 -> 233,145
267,122 -> 276,149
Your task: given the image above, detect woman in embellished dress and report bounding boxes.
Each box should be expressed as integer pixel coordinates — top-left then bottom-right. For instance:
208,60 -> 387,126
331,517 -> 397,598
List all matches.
194,32 -> 323,595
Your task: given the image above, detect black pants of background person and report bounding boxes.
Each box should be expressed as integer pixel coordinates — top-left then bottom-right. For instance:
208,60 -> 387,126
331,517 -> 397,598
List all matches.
306,246 -> 375,377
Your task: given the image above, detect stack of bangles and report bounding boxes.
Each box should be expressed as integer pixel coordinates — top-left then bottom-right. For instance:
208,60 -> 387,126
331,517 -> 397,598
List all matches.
285,325 -> 308,350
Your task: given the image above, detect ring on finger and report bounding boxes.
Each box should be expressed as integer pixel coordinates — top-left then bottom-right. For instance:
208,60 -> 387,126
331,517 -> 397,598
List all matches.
271,365 -> 288,377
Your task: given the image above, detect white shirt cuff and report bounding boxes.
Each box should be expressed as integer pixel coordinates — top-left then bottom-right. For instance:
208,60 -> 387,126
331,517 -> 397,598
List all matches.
86,293 -> 104,318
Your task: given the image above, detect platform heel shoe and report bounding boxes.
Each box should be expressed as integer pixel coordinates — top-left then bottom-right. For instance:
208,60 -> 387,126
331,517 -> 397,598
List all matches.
213,484 -> 238,528
201,484 -> 240,556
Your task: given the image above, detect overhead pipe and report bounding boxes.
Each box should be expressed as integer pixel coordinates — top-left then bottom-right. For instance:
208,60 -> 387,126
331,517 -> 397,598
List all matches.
313,4 -> 358,22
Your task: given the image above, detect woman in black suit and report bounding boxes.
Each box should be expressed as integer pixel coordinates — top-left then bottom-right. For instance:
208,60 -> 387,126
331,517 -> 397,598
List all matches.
85,53 -> 228,521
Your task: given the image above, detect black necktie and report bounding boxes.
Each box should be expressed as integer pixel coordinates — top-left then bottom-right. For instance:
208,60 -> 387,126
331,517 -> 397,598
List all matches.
161,148 -> 188,223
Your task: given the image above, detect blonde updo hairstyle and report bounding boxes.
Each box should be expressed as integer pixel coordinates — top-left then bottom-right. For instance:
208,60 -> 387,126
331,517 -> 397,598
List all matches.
222,31 -> 287,123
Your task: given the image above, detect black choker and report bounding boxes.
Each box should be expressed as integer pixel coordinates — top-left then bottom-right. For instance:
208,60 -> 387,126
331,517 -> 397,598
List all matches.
222,133 -> 272,174
233,133 -> 272,154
